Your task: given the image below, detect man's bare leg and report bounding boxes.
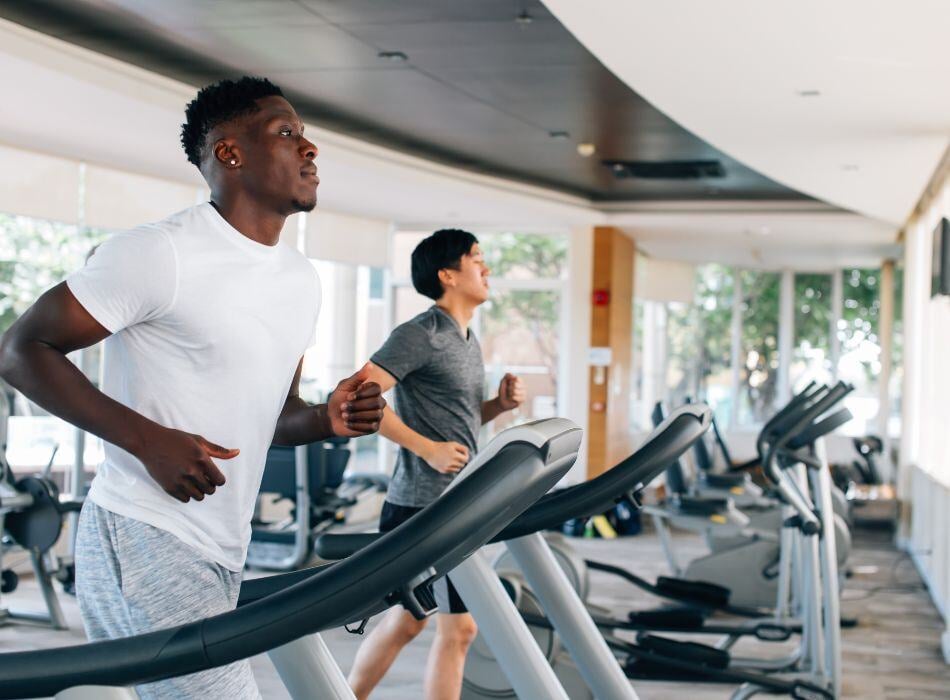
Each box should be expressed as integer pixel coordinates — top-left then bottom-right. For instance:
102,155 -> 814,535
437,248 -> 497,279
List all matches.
349,607 -> 429,700
423,613 -> 478,700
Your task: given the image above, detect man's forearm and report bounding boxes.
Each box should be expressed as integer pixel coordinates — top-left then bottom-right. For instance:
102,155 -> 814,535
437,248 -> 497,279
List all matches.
481,397 -> 505,425
379,405 -> 431,458
0,338 -> 159,457
271,398 -> 334,446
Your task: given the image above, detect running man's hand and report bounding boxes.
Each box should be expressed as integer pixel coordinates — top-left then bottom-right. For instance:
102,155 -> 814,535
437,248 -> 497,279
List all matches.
137,427 -> 236,503
328,365 -> 386,437
496,373 -> 526,411
422,440 -> 469,474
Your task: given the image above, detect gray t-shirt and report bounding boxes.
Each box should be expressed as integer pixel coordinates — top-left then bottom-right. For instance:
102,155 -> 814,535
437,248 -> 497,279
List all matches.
371,305 -> 485,507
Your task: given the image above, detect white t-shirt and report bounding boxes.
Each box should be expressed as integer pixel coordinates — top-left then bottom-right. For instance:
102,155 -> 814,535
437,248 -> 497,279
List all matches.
67,202 -> 320,571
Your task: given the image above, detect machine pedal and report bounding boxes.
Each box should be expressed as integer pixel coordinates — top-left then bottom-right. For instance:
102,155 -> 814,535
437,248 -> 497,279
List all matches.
627,607 -> 706,629
655,575 -> 730,606
636,633 -> 730,669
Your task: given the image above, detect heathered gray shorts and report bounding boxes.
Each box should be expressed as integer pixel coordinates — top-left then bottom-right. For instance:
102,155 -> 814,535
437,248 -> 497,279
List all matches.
75,501 -> 260,700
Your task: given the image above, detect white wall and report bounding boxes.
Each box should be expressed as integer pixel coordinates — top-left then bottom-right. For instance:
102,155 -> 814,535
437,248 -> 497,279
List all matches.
899,161 -> 950,661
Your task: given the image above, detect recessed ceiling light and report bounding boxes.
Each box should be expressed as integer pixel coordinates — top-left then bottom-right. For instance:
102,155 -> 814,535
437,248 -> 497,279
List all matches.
548,130 -> 570,140
577,143 -> 596,158
797,89 -> 821,97
842,164 -> 860,171
378,50 -> 408,62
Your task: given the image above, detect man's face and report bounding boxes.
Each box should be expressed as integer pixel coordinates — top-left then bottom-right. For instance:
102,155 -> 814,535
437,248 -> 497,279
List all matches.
221,95 -> 319,214
446,244 -> 491,304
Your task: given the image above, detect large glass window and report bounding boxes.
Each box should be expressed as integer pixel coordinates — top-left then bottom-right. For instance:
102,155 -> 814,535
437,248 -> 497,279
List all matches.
301,260 -> 387,471
792,273 -> 834,388
694,265 -> 735,424
477,233 -> 567,435
1,213 -> 110,474
838,267 -> 884,435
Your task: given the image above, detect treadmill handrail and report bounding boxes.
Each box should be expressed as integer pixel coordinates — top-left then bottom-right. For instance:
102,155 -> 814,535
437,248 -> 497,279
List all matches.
0,420 -> 580,699
314,404 -> 712,560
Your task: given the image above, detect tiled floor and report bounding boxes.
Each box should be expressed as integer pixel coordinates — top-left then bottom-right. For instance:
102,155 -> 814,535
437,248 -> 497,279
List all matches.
1,525 -> 948,699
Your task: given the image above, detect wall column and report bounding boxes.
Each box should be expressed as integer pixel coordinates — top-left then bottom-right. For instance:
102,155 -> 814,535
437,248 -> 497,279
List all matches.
587,227 -> 635,479
877,259 -> 896,481
830,268 -> 843,380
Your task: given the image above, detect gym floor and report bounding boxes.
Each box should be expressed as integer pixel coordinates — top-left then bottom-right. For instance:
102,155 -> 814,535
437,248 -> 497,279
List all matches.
2,526 -> 948,700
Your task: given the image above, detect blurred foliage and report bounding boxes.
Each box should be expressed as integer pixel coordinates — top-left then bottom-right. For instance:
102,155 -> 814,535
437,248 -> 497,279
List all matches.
664,264 -> 900,425
479,233 -> 566,390
0,214 -> 108,333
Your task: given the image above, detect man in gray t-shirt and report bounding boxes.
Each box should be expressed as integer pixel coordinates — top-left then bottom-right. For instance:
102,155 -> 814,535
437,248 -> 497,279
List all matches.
370,304 -> 485,507
348,229 -> 525,700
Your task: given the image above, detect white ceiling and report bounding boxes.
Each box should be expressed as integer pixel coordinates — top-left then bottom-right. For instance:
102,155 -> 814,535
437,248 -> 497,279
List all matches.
543,0 -> 950,228
610,203 -> 899,269
0,16 -> 913,268
0,19 -> 596,234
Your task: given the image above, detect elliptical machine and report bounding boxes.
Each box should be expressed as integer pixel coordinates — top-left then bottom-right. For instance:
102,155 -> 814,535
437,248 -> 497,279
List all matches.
472,387 -> 851,699
647,388 -> 852,609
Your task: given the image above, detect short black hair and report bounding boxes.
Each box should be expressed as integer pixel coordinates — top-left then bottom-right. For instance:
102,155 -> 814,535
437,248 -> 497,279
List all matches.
411,229 -> 479,300
180,76 -> 284,167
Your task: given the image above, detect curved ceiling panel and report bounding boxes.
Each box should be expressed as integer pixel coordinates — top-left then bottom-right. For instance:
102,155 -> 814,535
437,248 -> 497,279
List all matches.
544,0 -> 950,226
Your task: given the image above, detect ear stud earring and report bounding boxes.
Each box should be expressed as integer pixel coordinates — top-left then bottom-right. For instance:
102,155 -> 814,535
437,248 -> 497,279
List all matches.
229,159 -> 237,166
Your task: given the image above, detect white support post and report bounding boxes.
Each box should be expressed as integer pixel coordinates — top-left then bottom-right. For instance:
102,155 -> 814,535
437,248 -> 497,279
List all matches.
830,268 -> 843,380
877,260 -> 896,481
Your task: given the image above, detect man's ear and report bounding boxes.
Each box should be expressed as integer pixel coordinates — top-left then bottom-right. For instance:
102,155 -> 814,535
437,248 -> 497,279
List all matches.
438,268 -> 455,289
212,138 -> 242,168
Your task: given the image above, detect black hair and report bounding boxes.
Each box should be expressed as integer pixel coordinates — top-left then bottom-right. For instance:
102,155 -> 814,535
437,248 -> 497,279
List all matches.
411,228 -> 479,300
180,76 -> 284,167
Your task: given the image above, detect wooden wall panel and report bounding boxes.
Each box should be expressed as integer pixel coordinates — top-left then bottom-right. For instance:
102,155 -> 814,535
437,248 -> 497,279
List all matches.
587,227 -> 635,479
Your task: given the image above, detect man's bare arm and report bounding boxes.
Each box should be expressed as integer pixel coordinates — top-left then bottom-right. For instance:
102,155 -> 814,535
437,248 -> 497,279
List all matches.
362,362 -> 468,474
272,359 -> 385,446
0,282 -> 233,503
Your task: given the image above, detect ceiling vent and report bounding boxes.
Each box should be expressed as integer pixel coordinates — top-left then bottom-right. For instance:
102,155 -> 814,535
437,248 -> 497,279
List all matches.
603,159 -> 725,180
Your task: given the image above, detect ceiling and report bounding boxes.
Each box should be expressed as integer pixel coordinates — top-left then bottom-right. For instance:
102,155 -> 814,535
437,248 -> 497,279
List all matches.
0,17 -> 598,233
0,0 -> 811,203
544,0 -> 950,226
612,203 -> 900,270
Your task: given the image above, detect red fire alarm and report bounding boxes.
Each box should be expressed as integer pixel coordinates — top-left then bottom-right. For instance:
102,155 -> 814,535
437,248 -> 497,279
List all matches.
592,289 -> 610,306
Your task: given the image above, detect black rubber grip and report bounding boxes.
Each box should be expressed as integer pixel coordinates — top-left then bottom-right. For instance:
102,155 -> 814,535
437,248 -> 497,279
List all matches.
637,634 -> 730,669
655,576 -> 730,607
627,608 -> 706,630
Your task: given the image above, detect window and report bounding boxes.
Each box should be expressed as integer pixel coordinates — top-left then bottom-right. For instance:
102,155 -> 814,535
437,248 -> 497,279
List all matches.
792,273 -> 834,389
632,265 -> 733,429
300,260 -> 387,471
694,265 -> 735,425
838,267 -> 884,436
737,270 -> 781,427
1,213 -> 110,474
475,233 -> 567,434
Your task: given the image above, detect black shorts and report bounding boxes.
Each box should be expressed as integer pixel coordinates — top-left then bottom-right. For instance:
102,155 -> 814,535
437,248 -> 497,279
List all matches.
379,500 -> 468,615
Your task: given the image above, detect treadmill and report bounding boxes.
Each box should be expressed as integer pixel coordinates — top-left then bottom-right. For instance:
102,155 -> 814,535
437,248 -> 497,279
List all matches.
0,417 -> 581,700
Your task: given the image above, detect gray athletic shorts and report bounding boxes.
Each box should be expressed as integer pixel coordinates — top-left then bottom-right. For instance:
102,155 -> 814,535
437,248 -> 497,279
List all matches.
75,501 -> 260,700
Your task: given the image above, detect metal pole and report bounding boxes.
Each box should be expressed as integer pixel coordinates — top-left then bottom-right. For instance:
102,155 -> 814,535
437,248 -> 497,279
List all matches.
777,269 -> 794,406
813,439 -> 842,697
450,552 -> 569,700
269,633 -> 356,700
830,269 -> 843,381
506,533 -> 638,700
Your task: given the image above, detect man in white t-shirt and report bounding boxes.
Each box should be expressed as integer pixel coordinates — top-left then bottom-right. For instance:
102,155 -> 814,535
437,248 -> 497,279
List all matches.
0,77 -> 385,699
